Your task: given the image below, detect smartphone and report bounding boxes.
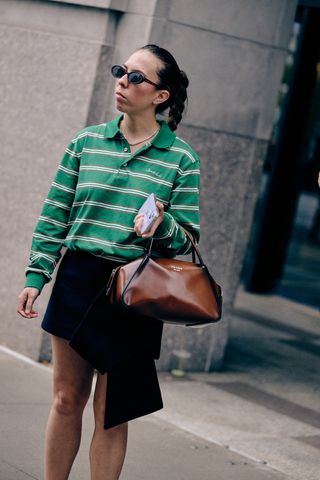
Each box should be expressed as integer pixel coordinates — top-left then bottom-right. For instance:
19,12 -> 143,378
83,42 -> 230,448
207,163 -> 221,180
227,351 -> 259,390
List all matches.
138,193 -> 159,234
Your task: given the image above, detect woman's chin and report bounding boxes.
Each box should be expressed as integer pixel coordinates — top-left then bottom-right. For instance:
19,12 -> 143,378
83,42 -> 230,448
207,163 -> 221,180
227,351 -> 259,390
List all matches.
115,102 -> 126,113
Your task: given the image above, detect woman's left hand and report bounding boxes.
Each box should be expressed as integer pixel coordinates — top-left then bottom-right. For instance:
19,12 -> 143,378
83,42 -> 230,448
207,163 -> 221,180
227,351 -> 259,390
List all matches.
134,201 -> 164,238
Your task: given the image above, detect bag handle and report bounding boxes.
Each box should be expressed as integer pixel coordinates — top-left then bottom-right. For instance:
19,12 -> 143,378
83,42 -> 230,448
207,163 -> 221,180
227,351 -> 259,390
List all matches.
183,228 -> 205,265
120,254 -> 150,302
148,227 -> 204,266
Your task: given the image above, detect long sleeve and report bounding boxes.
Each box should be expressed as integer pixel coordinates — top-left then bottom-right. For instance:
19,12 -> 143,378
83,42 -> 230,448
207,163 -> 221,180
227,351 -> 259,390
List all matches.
25,134 -> 81,292
153,155 -> 200,256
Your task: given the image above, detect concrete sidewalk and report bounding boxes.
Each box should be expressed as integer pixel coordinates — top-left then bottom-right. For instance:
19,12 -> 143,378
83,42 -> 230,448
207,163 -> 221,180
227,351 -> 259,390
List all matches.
1,288 -> 319,479
154,290 -> 320,480
1,347 -> 287,480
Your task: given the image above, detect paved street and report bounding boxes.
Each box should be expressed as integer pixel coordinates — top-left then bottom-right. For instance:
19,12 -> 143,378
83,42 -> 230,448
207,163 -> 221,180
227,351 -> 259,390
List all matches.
1,288 -> 319,479
155,289 -> 320,480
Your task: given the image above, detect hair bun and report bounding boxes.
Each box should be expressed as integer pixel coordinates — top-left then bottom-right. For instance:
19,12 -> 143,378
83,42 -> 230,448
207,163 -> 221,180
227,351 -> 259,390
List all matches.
140,44 -> 189,130
180,70 -> 189,88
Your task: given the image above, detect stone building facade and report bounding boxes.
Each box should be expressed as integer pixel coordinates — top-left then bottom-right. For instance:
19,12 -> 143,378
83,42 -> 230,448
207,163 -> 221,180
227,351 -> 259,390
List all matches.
0,0 -> 298,370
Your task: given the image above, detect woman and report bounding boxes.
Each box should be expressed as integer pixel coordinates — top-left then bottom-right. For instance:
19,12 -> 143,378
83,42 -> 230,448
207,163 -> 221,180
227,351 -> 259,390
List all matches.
17,44 -> 200,480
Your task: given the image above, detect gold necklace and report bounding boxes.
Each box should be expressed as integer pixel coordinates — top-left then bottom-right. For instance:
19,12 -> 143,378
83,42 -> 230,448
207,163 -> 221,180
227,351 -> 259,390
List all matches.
122,125 -> 160,146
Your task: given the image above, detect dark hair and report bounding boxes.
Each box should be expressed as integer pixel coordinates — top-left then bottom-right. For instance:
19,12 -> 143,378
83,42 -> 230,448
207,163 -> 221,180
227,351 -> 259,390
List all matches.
140,44 -> 189,131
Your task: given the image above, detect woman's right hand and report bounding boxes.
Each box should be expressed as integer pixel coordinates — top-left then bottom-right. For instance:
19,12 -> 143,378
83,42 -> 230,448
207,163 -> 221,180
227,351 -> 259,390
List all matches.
17,287 -> 40,318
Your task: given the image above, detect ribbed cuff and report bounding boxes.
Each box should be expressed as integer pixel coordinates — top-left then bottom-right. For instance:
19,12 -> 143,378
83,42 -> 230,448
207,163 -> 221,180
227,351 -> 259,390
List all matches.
25,272 -> 47,293
153,212 -> 174,240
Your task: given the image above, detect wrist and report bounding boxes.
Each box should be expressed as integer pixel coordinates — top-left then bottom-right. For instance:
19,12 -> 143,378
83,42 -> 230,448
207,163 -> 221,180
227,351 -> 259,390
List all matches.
25,272 -> 47,294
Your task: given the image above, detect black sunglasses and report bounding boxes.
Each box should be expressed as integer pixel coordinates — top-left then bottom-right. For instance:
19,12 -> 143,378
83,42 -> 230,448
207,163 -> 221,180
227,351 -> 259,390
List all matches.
111,65 -> 160,87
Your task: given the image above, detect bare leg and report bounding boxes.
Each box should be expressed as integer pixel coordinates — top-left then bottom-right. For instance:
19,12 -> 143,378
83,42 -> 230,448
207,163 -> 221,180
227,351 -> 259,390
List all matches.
90,373 -> 128,480
45,335 -> 94,480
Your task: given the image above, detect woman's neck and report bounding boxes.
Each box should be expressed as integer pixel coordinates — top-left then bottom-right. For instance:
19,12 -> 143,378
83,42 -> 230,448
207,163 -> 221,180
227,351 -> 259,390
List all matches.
120,113 -> 159,137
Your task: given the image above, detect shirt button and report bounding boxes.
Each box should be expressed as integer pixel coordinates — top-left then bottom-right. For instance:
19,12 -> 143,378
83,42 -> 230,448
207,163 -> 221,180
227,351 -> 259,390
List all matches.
124,147 -> 128,152
123,163 -> 128,167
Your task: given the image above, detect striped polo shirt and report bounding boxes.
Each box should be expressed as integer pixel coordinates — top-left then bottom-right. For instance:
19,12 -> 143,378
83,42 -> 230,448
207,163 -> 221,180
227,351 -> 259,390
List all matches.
25,115 -> 200,293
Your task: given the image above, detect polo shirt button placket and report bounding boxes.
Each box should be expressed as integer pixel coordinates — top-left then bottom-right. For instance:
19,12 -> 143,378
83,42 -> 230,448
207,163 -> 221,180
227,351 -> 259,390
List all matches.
122,144 -> 129,168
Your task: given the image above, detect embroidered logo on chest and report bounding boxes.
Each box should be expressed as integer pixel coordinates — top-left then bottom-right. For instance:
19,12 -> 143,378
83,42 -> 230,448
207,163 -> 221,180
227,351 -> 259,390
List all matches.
146,168 -> 162,178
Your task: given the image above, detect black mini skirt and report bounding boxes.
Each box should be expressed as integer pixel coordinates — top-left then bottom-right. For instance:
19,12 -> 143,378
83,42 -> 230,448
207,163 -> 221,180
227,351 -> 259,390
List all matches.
42,248 -> 164,429
42,249 -> 122,341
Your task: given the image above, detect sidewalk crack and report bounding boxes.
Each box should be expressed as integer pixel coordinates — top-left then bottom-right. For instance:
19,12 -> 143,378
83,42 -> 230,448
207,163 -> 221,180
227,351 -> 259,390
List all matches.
2,460 -> 39,479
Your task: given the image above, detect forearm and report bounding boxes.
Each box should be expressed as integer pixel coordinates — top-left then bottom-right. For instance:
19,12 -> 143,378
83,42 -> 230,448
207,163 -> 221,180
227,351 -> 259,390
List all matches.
153,211 -> 200,256
25,134 -> 81,292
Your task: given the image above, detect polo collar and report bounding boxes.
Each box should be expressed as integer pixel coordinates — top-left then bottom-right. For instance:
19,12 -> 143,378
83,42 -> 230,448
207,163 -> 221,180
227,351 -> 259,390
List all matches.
152,120 -> 176,149
104,114 -> 123,139
104,114 -> 176,148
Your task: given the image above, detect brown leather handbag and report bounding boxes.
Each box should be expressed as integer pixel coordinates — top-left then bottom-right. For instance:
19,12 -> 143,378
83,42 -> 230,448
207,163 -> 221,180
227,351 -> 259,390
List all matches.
105,231 -> 222,327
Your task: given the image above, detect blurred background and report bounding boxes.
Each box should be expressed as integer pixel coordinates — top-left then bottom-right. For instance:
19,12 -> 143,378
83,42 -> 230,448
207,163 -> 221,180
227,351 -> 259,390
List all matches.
0,0 -> 319,370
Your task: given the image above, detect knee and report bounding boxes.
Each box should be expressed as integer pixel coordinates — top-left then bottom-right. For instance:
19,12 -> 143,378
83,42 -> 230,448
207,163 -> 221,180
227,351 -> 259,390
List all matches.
53,389 -> 89,417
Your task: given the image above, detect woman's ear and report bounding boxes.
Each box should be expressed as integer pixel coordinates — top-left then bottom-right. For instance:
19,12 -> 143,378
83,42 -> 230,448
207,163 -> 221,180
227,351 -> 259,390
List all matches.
153,89 -> 170,106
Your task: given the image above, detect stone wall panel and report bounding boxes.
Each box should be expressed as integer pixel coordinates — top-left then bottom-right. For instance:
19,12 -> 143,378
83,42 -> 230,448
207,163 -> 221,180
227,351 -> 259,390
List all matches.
0,0 -> 298,369
0,24 -> 104,359
150,20 -> 289,139
165,0 -> 297,48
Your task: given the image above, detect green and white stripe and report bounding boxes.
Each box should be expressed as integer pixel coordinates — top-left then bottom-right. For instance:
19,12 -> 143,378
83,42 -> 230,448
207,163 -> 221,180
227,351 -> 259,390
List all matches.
25,115 -> 200,293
